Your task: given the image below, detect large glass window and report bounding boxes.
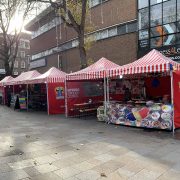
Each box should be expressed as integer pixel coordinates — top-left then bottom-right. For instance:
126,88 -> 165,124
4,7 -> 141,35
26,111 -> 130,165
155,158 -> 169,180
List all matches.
139,8 -> 149,29
139,29 -> 149,40
163,34 -> 176,46
138,0 -> 149,9
177,22 -> 180,32
163,0 -> 176,24
151,26 -> 163,37
151,36 -> 162,48
176,33 -> 180,44
151,4 -> 162,27
163,23 -> 176,35
151,0 -> 168,5
178,1 -> 180,21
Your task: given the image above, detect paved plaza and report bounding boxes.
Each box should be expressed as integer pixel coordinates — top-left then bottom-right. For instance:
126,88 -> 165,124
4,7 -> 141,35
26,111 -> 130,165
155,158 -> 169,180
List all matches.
0,106 -> 180,180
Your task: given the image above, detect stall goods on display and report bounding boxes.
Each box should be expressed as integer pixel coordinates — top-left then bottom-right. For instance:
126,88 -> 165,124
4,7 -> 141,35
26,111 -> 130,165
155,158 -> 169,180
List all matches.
106,102 -> 172,130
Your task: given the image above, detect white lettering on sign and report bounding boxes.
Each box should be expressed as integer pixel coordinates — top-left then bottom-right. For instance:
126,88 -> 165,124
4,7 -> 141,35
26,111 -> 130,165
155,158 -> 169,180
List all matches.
67,88 -> 80,98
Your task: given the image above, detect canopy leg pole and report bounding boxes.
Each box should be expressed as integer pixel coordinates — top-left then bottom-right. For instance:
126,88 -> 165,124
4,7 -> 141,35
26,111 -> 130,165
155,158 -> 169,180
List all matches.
107,77 -> 109,103
65,79 -> 68,118
170,70 -> 175,136
46,83 -> 49,115
27,84 -> 29,112
104,76 -> 107,116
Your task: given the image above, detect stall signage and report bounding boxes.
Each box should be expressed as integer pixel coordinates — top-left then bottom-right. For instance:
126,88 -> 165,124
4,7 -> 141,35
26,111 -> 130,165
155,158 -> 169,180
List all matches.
30,58 -> 46,69
55,87 -> 64,99
67,88 -> 80,98
19,97 -> 27,109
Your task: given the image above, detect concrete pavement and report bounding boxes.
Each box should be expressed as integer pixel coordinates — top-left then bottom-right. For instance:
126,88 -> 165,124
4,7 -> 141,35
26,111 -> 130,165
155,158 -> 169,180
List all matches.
0,106 -> 180,180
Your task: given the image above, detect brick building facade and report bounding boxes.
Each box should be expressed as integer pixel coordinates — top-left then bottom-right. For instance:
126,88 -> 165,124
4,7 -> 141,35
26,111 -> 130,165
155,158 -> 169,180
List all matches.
0,33 -> 31,78
25,0 -> 138,73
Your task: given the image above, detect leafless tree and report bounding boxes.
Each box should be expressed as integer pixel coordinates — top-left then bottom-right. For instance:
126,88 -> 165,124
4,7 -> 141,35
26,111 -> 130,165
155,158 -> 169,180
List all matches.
0,0 -> 35,76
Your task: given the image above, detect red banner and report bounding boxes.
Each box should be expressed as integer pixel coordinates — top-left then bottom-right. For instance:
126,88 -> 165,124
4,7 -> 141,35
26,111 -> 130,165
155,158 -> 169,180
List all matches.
48,82 -> 65,114
66,81 -> 104,116
173,71 -> 180,128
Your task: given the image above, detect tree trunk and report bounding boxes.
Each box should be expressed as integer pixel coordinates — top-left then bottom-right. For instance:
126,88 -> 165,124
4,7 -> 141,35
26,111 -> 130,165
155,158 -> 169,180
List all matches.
78,34 -> 87,69
4,61 -> 12,76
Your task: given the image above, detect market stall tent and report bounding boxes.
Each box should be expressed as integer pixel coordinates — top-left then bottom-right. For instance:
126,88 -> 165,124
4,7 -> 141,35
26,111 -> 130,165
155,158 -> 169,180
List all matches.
6,70 -> 41,85
108,49 -> 180,76
0,76 -> 14,86
66,57 -> 121,117
173,70 -> 180,129
67,57 -> 121,80
0,76 -> 14,104
107,49 -> 180,131
27,67 -> 67,115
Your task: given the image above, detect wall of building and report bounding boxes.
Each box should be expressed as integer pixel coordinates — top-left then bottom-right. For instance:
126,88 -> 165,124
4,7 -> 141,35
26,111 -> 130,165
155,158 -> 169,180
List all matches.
27,0 -> 138,73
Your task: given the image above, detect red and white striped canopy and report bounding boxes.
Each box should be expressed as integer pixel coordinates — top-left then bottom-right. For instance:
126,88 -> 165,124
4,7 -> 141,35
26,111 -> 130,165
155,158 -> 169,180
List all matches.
67,57 -> 121,80
0,76 -> 14,86
27,67 -> 67,84
6,70 -> 41,85
108,49 -> 180,77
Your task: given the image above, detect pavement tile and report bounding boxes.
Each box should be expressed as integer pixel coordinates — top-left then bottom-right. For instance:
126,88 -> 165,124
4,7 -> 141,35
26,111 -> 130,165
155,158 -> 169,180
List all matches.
34,155 -> 56,165
50,150 -> 78,160
117,167 -> 135,179
129,169 -> 162,180
157,169 -> 180,180
0,163 -> 12,173
31,172 -> 62,180
75,170 -> 101,180
34,163 -> 59,174
24,167 -> 41,177
8,159 -> 37,170
0,169 -> 29,180
92,160 -> 124,175
54,167 -> 82,179
73,161 -> 97,171
94,153 -> 116,163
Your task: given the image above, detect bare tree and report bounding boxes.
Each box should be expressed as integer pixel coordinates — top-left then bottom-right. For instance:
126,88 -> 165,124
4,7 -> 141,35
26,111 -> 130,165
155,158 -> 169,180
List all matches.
29,0 -> 90,69
0,0 -> 35,76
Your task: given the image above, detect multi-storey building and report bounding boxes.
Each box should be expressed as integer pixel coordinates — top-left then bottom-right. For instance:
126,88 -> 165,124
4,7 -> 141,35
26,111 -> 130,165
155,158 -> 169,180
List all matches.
25,0 -> 137,73
0,32 -> 31,78
138,0 -> 180,60
25,0 -> 180,74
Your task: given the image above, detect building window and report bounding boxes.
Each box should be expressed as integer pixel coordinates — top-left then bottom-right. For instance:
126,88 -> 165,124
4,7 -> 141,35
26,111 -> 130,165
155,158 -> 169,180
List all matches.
14,61 -> 18,68
72,40 -> 79,47
150,0 -> 169,5
89,0 -> 108,8
138,0 -> 180,61
20,51 -> 25,58
139,29 -> 149,40
27,55 -> 31,64
25,41 -> 30,49
138,0 -> 149,9
14,71 -> 18,75
127,22 -> 137,33
177,1 -> 180,21
150,36 -> 162,48
139,8 -> 149,29
163,34 -> 176,46
108,27 -> 117,37
21,61 -> 26,69
163,0 -> 176,24
150,4 -> 162,27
